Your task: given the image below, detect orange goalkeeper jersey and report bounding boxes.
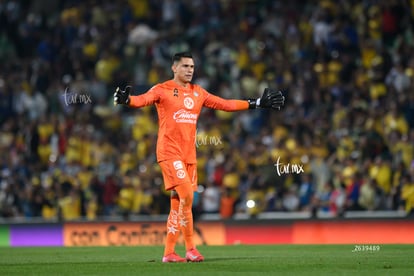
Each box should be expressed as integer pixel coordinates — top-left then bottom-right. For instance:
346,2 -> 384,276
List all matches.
129,80 -> 249,164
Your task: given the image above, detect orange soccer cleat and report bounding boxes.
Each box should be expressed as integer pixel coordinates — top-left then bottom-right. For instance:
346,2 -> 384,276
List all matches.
185,248 -> 204,262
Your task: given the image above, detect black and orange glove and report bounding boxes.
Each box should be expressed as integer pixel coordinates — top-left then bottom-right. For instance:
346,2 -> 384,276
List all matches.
247,88 -> 285,110
114,86 -> 131,106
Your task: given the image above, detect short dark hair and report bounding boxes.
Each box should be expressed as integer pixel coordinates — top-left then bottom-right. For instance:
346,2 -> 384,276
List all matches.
172,52 -> 193,63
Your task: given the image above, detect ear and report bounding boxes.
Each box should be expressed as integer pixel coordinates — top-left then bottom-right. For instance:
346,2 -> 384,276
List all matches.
171,64 -> 177,74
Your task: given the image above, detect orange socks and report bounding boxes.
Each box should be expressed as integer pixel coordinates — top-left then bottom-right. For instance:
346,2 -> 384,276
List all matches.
179,195 -> 194,251
164,195 -> 180,256
163,184 -> 195,256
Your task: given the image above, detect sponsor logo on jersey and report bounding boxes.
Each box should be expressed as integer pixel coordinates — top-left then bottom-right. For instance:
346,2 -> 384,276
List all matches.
173,109 -> 198,124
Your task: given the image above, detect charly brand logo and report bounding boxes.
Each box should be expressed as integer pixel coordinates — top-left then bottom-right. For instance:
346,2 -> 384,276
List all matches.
63,87 -> 92,106
274,156 -> 305,176
195,128 -> 222,148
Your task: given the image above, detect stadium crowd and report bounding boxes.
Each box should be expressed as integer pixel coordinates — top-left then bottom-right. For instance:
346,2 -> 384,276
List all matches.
1,0 -> 414,221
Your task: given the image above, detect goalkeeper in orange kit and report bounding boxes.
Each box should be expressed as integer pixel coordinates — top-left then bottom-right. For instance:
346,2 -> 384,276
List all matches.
114,52 -> 284,262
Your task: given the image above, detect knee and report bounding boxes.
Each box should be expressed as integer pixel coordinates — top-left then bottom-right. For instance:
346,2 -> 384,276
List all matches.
180,193 -> 193,209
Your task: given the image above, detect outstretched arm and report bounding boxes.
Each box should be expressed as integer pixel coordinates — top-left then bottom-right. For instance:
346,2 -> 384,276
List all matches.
114,86 -> 159,108
203,93 -> 250,111
203,88 -> 285,111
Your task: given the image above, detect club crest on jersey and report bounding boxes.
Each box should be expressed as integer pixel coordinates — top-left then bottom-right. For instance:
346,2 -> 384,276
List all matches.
193,91 -> 199,97
176,169 -> 186,179
173,88 -> 178,97
183,97 -> 194,109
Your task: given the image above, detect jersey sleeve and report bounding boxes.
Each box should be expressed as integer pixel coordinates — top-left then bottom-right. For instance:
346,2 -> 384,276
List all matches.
203,91 -> 249,111
128,86 -> 160,108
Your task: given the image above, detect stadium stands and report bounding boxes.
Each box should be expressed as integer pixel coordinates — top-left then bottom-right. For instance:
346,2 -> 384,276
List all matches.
0,0 -> 413,222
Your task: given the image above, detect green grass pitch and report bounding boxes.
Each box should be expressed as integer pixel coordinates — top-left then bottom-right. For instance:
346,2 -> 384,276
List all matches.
1,245 -> 414,275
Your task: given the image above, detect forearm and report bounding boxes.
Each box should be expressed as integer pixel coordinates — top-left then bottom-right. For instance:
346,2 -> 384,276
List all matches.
204,94 -> 249,111
218,99 -> 249,111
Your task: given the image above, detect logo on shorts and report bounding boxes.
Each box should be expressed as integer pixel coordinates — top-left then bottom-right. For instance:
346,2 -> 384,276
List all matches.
176,169 -> 186,179
173,160 -> 183,170
173,160 -> 186,179
184,97 -> 194,109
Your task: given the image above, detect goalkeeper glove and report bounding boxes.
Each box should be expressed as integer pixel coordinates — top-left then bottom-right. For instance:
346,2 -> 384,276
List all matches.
114,86 -> 131,106
247,88 -> 285,110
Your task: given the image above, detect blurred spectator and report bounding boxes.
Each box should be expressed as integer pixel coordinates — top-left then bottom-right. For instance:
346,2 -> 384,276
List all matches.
131,179 -> 153,215
117,173 -> 134,219
358,178 -> 383,211
282,185 -> 300,212
220,187 -> 235,219
102,175 -> 119,216
314,182 -> 334,214
298,174 -> 314,211
401,174 -> 414,215
57,180 -> 81,221
345,172 -> 363,211
201,181 -> 220,214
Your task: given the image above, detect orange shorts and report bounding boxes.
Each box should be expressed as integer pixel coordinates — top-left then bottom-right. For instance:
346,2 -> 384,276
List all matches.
158,160 -> 198,191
